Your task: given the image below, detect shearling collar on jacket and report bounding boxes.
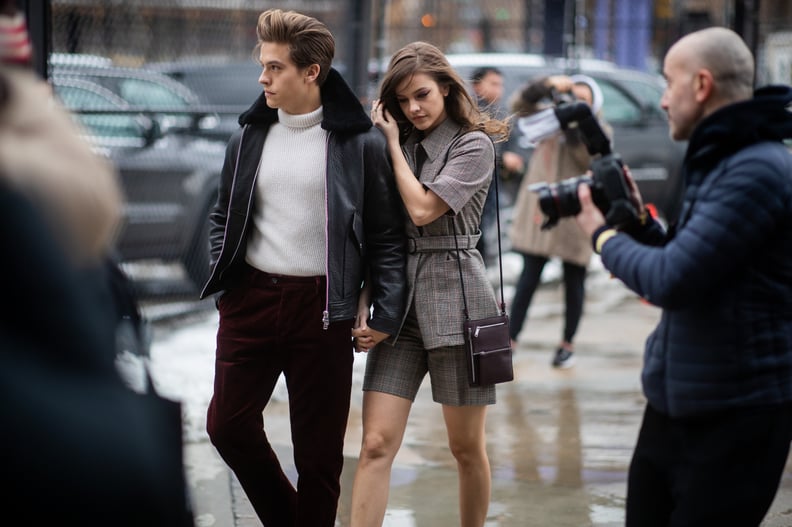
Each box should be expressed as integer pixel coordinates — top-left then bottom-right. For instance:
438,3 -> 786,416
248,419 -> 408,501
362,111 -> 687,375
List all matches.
685,85 -> 792,178
237,67 -> 372,134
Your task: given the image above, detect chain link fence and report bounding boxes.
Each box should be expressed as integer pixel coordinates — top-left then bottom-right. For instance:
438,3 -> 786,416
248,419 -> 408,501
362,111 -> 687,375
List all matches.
44,0 -> 790,303
49,2 -> 324,300
48,0 -> 542,302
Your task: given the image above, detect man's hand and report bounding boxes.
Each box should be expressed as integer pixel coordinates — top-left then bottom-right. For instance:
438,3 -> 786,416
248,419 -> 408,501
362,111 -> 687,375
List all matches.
352,306 -> 390,353
352,316 -> 389,353
622,165 -> 646,219
575,183 -> 607,237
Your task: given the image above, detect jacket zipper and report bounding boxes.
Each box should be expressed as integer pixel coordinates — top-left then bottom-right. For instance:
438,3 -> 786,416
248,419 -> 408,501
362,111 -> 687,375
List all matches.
204,125 -> 247,291
322,132 -> 332,329
224,126 -> 261,279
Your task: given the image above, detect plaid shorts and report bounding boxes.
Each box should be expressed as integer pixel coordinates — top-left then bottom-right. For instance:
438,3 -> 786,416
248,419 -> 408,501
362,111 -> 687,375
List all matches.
362,309 -> 496,406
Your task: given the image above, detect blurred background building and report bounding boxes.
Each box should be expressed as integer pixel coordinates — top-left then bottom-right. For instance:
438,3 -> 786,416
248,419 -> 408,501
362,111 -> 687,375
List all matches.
13,0 -> 792,304
20,0 -> 792,90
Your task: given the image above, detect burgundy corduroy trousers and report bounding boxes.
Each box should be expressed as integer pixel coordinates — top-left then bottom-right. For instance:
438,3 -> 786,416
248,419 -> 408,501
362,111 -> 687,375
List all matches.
207,264 -> 355,527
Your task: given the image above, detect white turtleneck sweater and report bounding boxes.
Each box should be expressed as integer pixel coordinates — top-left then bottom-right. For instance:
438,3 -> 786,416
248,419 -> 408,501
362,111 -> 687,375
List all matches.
245,106 -> 328,276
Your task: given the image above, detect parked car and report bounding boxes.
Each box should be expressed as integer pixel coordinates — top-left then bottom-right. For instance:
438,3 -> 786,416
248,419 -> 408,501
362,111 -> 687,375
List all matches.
148,58 -> 262,140
51,62 -> 225,291
149,58 -> 263,107
52,61 -> 222,135
445,53 -> 687,224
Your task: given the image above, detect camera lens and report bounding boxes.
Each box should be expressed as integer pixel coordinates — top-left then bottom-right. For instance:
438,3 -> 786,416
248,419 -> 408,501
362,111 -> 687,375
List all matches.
529,183 -> 561,229
530,176 -> 590,229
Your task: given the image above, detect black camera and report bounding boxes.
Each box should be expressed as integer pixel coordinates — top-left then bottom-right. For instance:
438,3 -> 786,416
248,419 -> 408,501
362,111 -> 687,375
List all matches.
526,101 -> 638,230
550,87 -> 578,107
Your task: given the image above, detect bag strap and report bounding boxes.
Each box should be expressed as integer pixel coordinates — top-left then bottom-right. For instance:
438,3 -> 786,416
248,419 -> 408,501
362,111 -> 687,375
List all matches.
451,153 -> 506,319
492,160 -> 507,313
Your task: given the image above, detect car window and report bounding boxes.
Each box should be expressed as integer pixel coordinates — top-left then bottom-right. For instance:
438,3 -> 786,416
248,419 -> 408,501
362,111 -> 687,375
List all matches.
156,61 -> 263,107
116,77 -> 200,132
118,78 -> 189,109
55,84 -> 144,141
597,80 -> 642,124
617,78 -> 665,114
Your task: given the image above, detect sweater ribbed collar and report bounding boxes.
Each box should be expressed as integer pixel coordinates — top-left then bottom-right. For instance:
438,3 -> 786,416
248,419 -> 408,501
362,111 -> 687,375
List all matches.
277,106 -> 324,129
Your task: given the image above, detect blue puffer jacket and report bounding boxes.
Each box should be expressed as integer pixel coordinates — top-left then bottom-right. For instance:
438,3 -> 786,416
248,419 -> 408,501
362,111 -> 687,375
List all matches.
600,85 -> 792,417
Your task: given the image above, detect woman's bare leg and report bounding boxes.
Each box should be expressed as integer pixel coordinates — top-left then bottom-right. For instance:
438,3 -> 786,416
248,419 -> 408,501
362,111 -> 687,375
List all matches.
443,404 -> 490,527
350,390 -> 412,527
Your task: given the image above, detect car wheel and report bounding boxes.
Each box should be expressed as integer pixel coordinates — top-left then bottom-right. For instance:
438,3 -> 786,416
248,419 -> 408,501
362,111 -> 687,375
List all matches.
183,198 -> 213,291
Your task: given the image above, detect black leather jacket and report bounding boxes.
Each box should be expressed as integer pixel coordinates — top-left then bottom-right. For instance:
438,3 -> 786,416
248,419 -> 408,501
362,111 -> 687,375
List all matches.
200,69 -> 407,335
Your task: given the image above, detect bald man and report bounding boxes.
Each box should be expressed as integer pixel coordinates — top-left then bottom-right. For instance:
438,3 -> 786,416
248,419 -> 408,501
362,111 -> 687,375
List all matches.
576,27 -> 792,526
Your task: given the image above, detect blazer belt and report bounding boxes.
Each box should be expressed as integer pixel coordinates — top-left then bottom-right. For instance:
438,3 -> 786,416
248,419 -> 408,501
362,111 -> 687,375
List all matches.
407,232 -> 481,254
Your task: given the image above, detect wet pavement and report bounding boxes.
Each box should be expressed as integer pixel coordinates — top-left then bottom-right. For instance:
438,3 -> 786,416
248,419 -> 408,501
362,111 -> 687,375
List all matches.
176,266 -> 792,527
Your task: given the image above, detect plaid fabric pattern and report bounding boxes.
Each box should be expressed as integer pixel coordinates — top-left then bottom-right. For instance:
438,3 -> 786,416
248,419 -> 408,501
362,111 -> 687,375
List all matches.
364,307 -> 496,406
398,119 -> 500,350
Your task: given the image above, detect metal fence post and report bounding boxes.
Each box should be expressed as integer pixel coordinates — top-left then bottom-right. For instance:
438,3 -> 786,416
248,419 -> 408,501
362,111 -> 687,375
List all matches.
19,0 -> 50,79
733,0 -> 761,85
345,0 -> 373,101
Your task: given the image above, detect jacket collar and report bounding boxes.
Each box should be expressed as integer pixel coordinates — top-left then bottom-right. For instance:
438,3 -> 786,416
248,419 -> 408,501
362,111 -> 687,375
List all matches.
237,67 -> 372,134
685,84 -> 792,175
407,118 -> 462,162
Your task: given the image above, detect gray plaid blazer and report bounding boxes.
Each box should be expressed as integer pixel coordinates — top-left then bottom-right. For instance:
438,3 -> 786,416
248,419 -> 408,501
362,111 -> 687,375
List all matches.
397,119 -> 500,349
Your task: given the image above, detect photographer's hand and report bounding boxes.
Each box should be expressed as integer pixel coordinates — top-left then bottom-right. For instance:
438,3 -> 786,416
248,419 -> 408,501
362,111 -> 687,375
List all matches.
546,75 -> 573,93
575,183 -> 606,237
622,165 -> 646,218
576,184 -> 619,254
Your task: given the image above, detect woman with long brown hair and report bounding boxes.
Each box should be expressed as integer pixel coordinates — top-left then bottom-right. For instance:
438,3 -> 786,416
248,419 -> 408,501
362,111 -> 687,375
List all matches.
351,41 -> 508,527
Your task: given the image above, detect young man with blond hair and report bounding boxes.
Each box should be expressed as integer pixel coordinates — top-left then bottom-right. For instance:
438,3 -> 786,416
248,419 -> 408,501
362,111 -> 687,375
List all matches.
201,9 -> 406,526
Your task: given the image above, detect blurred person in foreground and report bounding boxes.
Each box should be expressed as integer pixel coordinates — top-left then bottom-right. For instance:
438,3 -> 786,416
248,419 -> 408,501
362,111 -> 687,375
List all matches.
198,9 -> 406,526
508,74 -> 608,368
0,4 -> 192,525
575,27 -> 792,526
351,41 -> 509,527
0,3 -> 122,375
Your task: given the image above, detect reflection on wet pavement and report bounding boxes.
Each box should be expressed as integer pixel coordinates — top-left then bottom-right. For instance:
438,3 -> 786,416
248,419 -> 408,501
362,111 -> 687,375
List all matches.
243,288 -> 792,527
337,371 -> 641,525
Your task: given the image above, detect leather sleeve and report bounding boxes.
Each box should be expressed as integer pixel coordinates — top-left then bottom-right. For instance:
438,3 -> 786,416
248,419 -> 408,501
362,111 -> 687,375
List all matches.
360,131 -> 408,336
207,127 -> 244,270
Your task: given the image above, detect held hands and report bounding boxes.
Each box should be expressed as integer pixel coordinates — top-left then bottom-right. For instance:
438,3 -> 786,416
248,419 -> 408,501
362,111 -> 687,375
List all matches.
352,304 -> 389,353
370,99 -> 400,144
